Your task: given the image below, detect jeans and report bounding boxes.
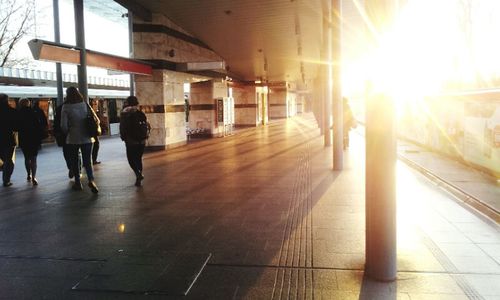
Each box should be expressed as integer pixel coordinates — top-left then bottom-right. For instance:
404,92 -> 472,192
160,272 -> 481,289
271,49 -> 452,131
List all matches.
0,146 -> 16,184
68,143 -> 94,182
125,143 -> 145,177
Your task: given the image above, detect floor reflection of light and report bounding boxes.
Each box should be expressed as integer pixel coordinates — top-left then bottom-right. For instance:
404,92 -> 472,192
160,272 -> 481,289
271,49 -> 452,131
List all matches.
118,223 -> 125,233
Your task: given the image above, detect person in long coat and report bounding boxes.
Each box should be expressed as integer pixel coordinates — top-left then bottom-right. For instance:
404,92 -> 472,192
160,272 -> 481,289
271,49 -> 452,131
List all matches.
17,98 -> 47,185
0,93 -> 19,187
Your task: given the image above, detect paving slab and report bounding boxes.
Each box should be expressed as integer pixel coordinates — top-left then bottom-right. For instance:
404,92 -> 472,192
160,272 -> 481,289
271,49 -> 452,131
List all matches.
0,114 -> 498,299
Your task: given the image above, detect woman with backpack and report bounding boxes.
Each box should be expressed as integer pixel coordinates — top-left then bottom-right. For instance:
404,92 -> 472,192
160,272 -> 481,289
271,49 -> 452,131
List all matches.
17,98 -> 47,185
120,96 -> 150,187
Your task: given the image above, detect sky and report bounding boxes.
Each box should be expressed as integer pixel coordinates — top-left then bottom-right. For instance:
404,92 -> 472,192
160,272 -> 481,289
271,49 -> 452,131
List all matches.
13,0 -> 129,79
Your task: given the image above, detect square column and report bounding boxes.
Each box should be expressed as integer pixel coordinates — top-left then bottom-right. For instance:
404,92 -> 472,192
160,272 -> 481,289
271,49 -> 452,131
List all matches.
136,70 -> 187,150
230,82 -> 258,127
189,80 -> 229,137
268,82 -> 289,119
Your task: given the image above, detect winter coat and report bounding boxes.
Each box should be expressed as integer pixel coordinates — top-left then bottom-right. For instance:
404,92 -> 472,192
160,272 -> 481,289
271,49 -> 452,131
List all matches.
53,104 -> 66,146
0,104 -> 18,148
18,107 -> 46,152
119,105 -> 147,145
61,102 -> 98,145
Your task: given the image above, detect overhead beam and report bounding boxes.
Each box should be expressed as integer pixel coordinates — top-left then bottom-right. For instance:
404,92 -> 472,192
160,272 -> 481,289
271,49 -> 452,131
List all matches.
28,39 -> 153,76
114,0 -> 152,22
176,61 -> 226,72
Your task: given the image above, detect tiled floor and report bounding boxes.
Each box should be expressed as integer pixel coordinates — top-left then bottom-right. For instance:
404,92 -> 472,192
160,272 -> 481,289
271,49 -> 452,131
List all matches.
0,113 -> 498,299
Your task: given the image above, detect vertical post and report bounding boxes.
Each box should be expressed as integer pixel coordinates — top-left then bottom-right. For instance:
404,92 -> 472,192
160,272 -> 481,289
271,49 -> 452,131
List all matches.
332,0 -> 343,170
364,0 -> 398,281
52,0 -> 63,106
319,87 -> 325,135
322,1 -> 332,146
323,65 -> 331,146
73,0 -> 88,101
128,10 -> 135,96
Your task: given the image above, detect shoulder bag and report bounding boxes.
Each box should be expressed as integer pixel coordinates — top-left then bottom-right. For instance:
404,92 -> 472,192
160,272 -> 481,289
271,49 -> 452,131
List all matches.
85,102 -> 101,137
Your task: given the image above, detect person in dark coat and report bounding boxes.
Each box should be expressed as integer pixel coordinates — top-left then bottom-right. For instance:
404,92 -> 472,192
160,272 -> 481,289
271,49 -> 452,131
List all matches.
91,99 -> 101,165
32,100 -> 49,140
54,99 -> 80,179
0,93 -> 19,187
120,96 -> 149,186
343,97 -> 356,149
18,98 -> 46,185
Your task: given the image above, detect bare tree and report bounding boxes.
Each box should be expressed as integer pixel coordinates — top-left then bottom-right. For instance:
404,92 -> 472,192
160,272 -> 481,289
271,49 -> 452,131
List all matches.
0,0 -> 35,67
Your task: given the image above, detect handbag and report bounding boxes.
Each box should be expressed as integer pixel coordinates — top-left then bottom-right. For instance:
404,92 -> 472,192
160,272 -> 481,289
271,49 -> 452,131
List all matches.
85,102 -> 101,137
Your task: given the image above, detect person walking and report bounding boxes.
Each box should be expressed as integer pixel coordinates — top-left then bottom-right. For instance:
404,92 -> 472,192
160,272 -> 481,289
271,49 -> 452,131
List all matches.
0,93 -> 18,187
54,99 -> 73,178
32,100 -> 49,140
91,100 -> 101,165
343,97 -> 356,149
17,98 -> 47,185
120,96 -> 150,187
60,87 -> 99,193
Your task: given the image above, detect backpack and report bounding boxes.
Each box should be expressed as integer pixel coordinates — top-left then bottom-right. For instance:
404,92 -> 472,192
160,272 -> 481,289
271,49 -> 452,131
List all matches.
127,110 -> 151,141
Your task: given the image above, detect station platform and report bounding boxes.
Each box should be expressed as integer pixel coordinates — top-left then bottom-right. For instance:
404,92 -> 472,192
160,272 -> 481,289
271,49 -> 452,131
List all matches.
0,113 -> 499,299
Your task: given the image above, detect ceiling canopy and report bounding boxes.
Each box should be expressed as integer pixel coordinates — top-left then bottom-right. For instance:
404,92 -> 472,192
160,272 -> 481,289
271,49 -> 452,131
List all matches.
117,0 -> 325,88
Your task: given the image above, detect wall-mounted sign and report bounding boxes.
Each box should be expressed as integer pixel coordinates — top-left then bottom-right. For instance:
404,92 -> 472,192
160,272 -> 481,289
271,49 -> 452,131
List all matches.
217,99 -> 224,124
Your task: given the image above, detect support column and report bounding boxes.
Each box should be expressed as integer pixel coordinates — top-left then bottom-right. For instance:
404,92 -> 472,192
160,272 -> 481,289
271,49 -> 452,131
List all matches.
73,0 -> 88,101
132,12 -> 225,148
312,77 -> 324,134
230,82 -> 258,127
332,0 -> 343,170
268,82 -> 288,119
322,1 -> 332,146
189,80 -> 228,137
52,0 -> 63,106
135,70 -> 188,149
128,10 -> 135,96
364,0 -> 399,281
322,68 -> 331,146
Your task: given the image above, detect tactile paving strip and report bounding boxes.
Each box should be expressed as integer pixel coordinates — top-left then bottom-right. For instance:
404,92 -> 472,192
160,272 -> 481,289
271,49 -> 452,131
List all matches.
272,145 -> 314,300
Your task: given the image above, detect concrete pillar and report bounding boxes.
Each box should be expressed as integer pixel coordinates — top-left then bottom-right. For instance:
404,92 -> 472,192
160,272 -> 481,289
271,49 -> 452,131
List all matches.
364,0 -> 399,281
52,0 -> 63,106
189,80 -> 228,137
296,95 -> 304,114
230,82 -> 258,128
132,13 -> 224,149
268,82 -> 288,119
73,0 -> 88,101
256,87 -> 269,125
332,0 -> 343,170
128,10 -> 135,96
313,78 -> 324,134
322,67 -> 332,146
135,70 -> 187,150
322,0 -> 332,147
